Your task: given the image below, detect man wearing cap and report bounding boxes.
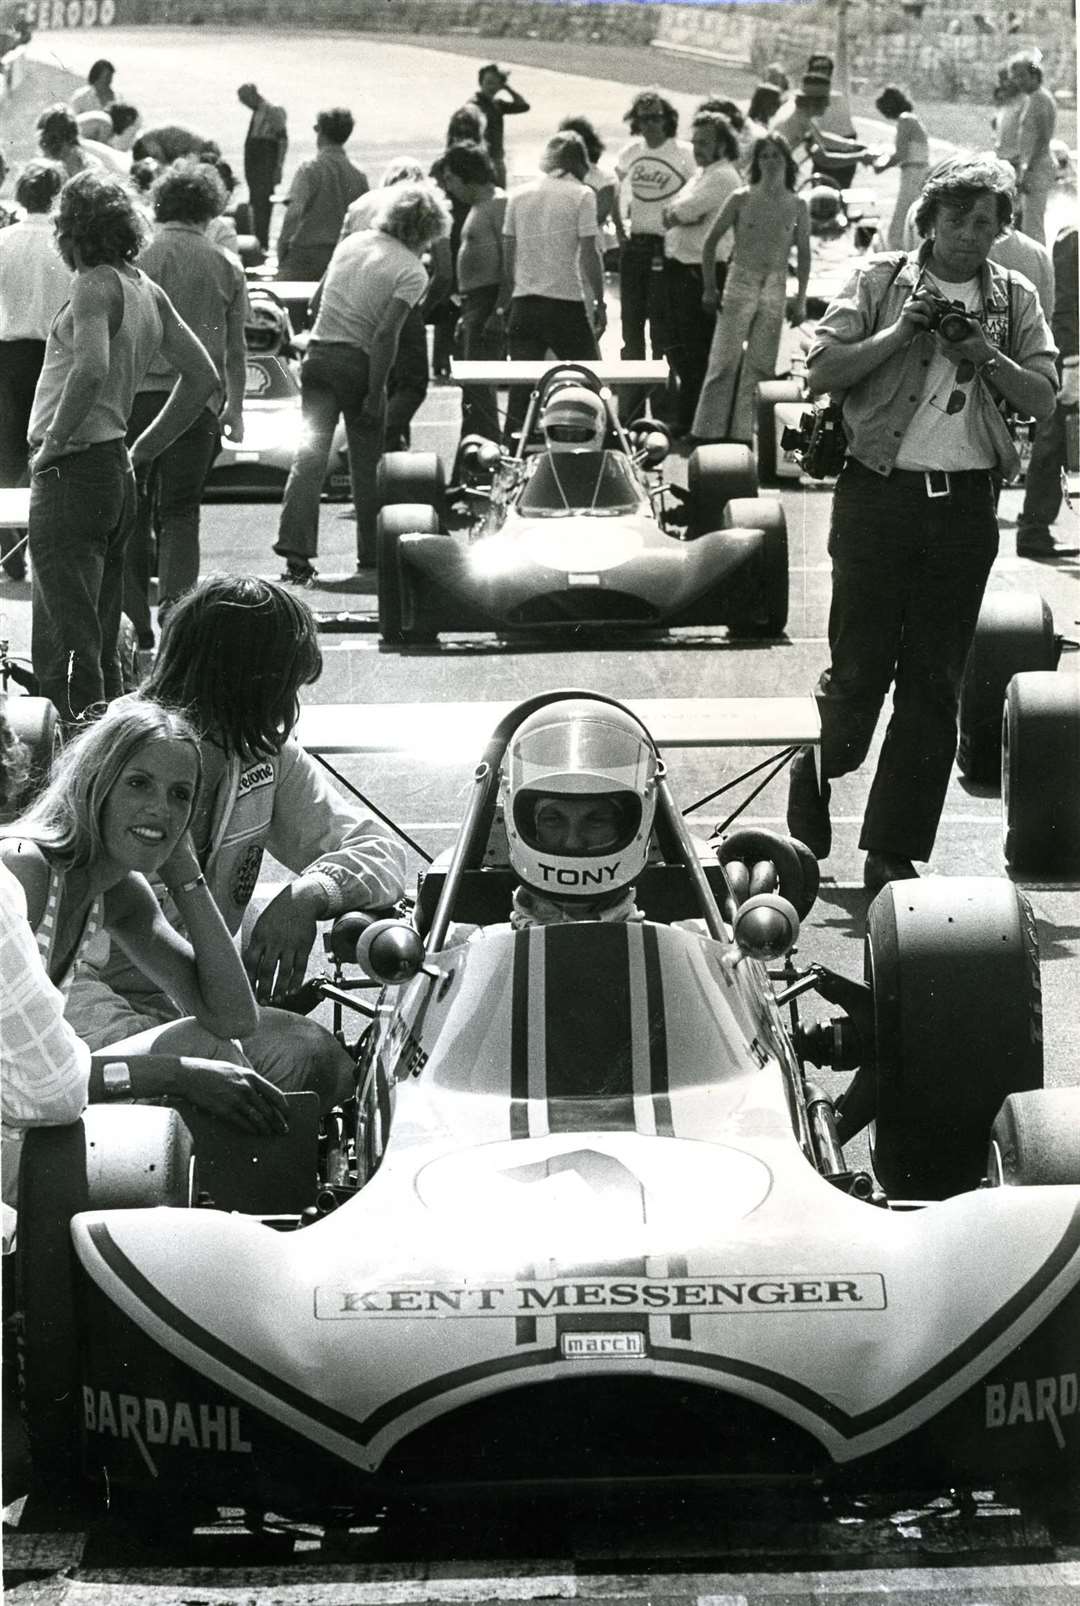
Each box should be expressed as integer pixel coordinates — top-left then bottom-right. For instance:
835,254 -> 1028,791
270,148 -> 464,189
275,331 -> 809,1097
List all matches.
238,82 -> 288,251
773,72 -> 870,189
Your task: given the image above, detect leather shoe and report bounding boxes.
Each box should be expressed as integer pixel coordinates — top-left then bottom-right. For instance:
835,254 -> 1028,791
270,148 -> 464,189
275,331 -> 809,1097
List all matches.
1016,530 -> 1079,558
786,747 -> 831,859
863,851 -> 920,895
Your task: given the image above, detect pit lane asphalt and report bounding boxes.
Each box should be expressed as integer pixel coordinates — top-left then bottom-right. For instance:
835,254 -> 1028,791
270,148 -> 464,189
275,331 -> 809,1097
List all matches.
1,25 -> 1079,1598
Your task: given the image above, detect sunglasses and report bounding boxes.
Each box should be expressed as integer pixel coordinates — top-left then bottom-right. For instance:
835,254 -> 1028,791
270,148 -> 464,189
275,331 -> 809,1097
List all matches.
639,111 -> 665,123
933,359 -> 976,415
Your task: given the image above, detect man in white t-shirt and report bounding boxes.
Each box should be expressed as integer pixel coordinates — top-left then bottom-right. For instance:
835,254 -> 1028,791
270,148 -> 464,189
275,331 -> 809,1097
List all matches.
614,90 -> 695,364
495,132 -> 605,443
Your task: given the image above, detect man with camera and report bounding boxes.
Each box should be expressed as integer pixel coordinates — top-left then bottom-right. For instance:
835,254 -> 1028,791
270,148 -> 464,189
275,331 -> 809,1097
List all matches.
787,156 -> 1057,895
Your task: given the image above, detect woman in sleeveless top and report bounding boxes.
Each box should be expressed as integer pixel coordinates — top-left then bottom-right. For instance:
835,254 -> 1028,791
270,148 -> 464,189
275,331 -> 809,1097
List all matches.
692,133 -> 810,445
0,699 -> 289,1137
874,87 -> 931,251
25,171 -> 218,726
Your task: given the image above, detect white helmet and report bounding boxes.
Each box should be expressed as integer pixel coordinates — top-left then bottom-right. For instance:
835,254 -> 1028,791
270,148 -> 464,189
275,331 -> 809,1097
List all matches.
501,700 -> 658,900
539,384 -> 607,452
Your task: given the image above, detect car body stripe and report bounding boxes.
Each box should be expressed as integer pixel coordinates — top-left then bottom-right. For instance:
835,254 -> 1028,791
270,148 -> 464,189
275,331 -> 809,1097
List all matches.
642,924 -> 673,1135
509,929 -> 530,1138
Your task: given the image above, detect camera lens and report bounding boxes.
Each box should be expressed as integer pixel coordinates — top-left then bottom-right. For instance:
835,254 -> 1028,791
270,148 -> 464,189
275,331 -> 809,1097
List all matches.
939,311 -> 973,342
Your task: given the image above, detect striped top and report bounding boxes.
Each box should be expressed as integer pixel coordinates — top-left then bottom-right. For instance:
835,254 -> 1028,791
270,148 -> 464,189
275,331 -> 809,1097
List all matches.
34,859 -> 103,998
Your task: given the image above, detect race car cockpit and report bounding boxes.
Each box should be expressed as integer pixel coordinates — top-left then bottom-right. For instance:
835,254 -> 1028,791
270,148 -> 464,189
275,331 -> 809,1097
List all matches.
517,450 -> 641,516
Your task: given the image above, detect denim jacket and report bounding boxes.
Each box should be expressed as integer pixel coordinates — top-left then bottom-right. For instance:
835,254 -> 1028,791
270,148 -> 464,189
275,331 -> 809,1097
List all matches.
807,242 -> 1057,478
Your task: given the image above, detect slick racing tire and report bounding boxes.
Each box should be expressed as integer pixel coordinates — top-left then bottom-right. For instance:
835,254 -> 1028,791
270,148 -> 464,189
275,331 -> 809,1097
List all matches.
16,1107 -> 194,1497
721,497 -> 789,637
958,590 -> 1057,783
687,444 -> 758,536
987,1089 -> 1080,1186
0,693 -> 59,822
377,505 -> 441,645
376,451 -> 445,512
1003,672 -> 1080,873
865,877 -> 1042,1200
754,380 -> 803,488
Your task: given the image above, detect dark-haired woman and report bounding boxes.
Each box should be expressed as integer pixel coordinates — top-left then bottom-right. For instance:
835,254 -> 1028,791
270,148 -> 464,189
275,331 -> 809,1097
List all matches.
26,170 -> 217,725
874,86 -> 929,249
65,575 -> 406,1110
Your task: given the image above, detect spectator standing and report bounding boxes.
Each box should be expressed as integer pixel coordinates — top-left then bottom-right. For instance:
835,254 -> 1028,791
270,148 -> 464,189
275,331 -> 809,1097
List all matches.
65,579 -> 407,1112
697,97 -> 753,171
1017,224 -> 1078,556
70,59 -> 116,117
0,160 -> 69,583
441,141 -> 506,443
1010,53 -> 1056,245
558,115 -> 618,242
237,82 -> 287,251
785,156 -> 1057,893
37,103 -> 103,178
992,65 -> 1026,174
692,134 -> 809,444
272,181 -> 447,577
745,83 -> 783,147
989,220 -> 1054,318
495,132 -> 606,444
124,160 -> 247,654
469,63 -> 530,188
873,86 -> 929,251
25,171 -> 218,726
614,91 -> 694,365
275,107 -> 368,281
660,111 -> 741,437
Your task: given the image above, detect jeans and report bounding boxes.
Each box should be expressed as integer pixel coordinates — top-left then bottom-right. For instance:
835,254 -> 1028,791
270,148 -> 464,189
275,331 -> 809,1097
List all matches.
458,283 -> 503,442
505,295 -> 598,443
0,338 -> 45,486
663,260 -> 716,432
29,438 -> 137,725
124,393 -> 220,645
693,264 -> 787,442
619,234 -> 669,360
275,341 -> 380,566
1018,403 -> 1068,535
385,305 -> 429,452
817,459 -> 998,860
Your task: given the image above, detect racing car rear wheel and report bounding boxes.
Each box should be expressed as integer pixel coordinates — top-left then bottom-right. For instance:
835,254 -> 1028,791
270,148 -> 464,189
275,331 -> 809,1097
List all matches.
866,878 -> 1042,1200
687,445 -> 758,536
754,381 -> 803,488
16,1107 -> 194,1495
377,505 -> 441,645
376,451 -> 445,513
987,1089 -> 1080,1186
0,693 -> 59,822
721,497 -> 789,637
1003,671 -> 1080,872
958,590 -> 1058,783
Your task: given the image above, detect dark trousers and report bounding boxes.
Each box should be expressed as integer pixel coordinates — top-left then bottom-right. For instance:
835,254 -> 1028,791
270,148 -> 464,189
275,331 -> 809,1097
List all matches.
817,459 -> 998,861
619,234 -> 669,361
458,283 -> 503,442
1018,403 -> 1068,535
29,438 -> 136,725
385,305 -> 429,452
244,138 -> 279,249
275,342 -> 381,567
0,338 -> 44,486
505,295 -> 598,443
124,393 -> 220,645
663,260 -> 716,432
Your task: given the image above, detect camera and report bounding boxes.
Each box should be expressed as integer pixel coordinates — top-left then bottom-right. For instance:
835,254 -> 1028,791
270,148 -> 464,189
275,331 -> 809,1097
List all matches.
922,292 -> 979,343
780,402 -> 848,480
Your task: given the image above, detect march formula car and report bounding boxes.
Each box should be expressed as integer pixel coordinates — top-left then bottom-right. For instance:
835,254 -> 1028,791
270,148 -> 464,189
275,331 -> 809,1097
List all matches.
204,286 -> 349,501
374,361 -> 789,643
16,691 -> 1080,1520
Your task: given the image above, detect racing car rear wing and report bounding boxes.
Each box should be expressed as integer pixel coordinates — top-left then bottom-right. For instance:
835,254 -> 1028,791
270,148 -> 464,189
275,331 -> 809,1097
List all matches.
450,360 -> 669,387
297,698 -> 820,756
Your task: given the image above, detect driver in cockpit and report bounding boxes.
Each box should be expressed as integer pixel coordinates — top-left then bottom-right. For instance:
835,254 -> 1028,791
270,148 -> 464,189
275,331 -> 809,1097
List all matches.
521,384 -> 627,512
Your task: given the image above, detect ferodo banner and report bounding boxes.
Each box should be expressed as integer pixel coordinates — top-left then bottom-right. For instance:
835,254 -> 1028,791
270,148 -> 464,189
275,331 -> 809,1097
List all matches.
23,0 -> 116,27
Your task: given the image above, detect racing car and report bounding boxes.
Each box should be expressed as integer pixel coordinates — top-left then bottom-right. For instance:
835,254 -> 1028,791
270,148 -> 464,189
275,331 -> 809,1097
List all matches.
374,361 -> 789,644
204,286 -> 349,501
16,691 -> 1079,1522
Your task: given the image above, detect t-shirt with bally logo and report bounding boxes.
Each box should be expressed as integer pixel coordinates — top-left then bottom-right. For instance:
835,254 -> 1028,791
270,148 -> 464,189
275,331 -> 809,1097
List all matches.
615,137 -> 696,237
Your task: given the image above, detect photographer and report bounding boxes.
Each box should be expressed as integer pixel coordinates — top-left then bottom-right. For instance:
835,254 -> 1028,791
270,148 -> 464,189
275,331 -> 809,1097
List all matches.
786,156 -> 1056,895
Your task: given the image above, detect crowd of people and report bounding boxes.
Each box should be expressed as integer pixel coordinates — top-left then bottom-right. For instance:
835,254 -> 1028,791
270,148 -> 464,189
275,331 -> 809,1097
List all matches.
0,37 -> 1074,1255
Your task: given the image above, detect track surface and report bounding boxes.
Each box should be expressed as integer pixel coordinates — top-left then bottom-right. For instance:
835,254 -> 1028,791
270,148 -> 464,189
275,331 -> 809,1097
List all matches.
2,25 -> 1079,1603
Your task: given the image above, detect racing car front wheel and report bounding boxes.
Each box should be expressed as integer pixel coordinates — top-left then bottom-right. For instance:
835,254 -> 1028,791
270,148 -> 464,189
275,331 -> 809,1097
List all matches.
866,877 -> 1042,1200
754,380 -> 803,488
1003,671 -> 1080,872
16,1107 -> 195,1496
377,505 -> 441,645
958,590 -> 1058,783
987,1089 -> 1080,1186
686,445 -> 758,537
0,692 -> 59,823
721,497 -> 789,637
376,451 -> 446,513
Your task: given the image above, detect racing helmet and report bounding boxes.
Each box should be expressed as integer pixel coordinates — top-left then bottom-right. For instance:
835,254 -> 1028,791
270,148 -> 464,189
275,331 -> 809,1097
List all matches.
501,699 -> 659,900
244,290 -> 293,355
539,385 -> 607,453
807,184 -> 846,236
